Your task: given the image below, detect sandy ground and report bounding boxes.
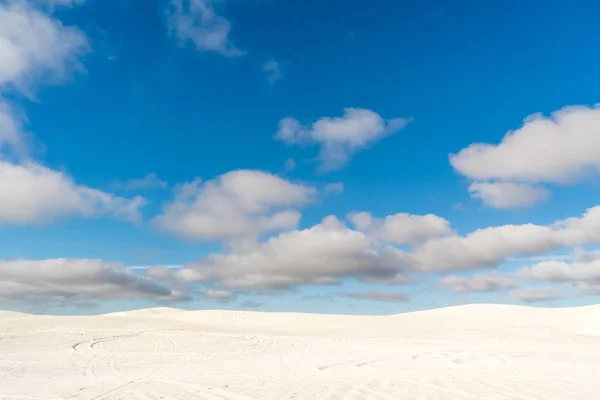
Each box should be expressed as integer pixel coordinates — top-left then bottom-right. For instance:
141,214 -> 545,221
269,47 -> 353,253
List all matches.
1,304 -> 600,400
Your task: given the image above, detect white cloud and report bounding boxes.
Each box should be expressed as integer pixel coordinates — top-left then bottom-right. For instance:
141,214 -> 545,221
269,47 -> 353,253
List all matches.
0,258 -> 190,307
337,290 -> 409,303
275,108 -> 411,171
348,211 -> 452,245
43,0 -> 86,8
405,205 -> 600,272
441,272 -> 517,293
0,1 -> 136,227
0,0 -> 89,95
284,158 -> 295,172
468,181 -> 550,209
451,105 -> 600,208
263,59 -> 281,83
175,216 -> 409,291
510,286 -> 565,303
451,105 -> 600,184
167,0 -> 244,57
572,247 -> 600,263
0,100 -> 27,155
324,182 -> 344,195
144,266 -> 179,281
116,173 -> 168,190
572,282 -> 600,295
0,161 -> 146,224
515,259 -> 600,283
0,104 -> 145,226
508,254 -> 572,263
154,169 -> 317,242
166,204 -> 600,294
202,289 -> 234,301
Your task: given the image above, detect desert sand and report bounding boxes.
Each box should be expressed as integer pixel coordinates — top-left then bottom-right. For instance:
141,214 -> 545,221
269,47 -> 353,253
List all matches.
1,304 -> 600,400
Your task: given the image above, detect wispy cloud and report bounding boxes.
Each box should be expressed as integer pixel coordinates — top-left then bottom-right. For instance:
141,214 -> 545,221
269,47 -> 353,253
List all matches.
114,173 -> 168,191
263,59 -> 282,83
167,0 -> 245,57
275,108 -> 411,171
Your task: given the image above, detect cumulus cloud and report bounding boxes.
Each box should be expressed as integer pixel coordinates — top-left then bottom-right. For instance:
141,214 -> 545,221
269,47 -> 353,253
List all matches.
0,0 -> 89,95
175,216 -> 409,291
167,0 -> 244,57
338,290 -> 409,303
405,205 -> 600,272
0,0 -> 86,156
451,105 -> 600,184
510,287 -> 565,303
0,0 -> 141,226
263,59 -> 281,83
348,211 -> 452,245
572,282 -> 600,295
275,108 -> 411,171
0,161 -> 146,224
154,170 -> 316,242
115,173 -> 168,191
160,204 -> 600,294
451,105 -> 600,208
0,258 -> 190,307
515,259 -> 600,283
468,182 -> 550,209
441,272 -> 517,293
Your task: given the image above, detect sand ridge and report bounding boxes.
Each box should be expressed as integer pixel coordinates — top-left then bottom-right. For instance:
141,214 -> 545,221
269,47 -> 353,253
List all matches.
1,304 -> 600,399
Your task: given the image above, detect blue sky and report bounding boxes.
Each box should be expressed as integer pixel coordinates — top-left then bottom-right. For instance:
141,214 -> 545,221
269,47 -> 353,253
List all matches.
2,0 -> 600,315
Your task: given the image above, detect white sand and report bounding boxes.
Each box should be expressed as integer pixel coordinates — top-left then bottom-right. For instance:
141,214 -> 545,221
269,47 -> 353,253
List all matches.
1,304 -> 600,399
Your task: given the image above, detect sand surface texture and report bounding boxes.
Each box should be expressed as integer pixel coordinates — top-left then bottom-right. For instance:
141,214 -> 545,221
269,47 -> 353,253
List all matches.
1,304 -> 600,399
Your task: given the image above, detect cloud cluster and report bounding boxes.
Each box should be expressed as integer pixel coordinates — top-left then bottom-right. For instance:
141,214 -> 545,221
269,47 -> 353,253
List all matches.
275,108 -> 411,171
440,270 -> 567,304
438,244 -> 600,302
154,170 -> 316,242
4,1 -> 600,311
406,205 -> 600,272
167,0 -> 244,57
174,216 -> 410,291
0,258 -> 190,307
451,105 -> 600,208
0,0 -> 147,227
149,204 -> 600,299
514,250 -> 600,297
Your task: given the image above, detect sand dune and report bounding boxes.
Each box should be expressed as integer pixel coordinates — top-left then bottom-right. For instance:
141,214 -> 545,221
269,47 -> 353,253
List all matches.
1,304 -> 600,399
